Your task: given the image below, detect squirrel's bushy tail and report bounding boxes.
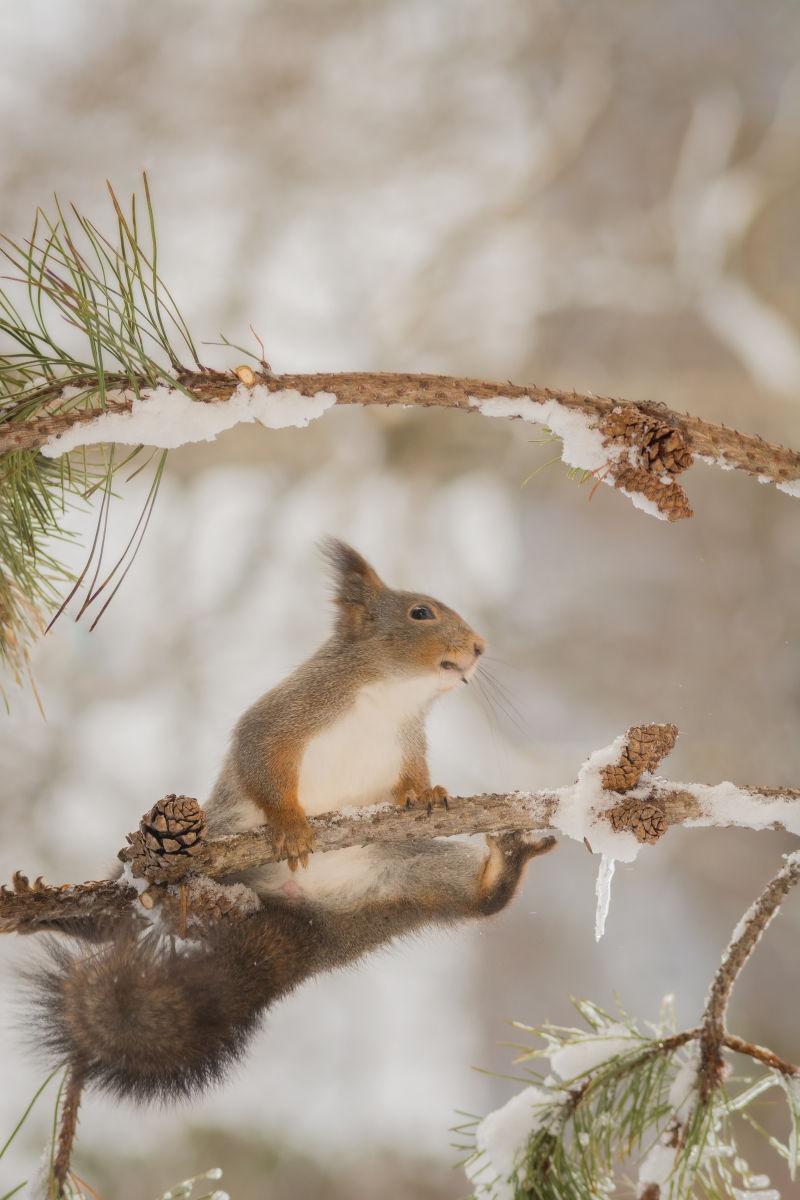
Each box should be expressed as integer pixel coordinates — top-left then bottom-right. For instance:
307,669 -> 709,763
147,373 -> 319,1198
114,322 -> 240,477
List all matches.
27,915 -> 301,1103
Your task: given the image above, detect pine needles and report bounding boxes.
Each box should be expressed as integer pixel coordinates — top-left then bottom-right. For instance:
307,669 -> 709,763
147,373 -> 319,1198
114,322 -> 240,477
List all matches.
0,177 -> 197,693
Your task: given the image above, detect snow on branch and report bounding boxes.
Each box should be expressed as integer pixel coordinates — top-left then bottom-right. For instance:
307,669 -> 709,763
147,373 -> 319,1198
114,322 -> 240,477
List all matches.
1,723 -> 799,934
3,369 -> 800,522
3,180 -> 799,686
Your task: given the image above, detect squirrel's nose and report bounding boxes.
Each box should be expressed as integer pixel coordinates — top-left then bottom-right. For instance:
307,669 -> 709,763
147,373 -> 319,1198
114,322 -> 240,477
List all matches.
473,637 -> 486,658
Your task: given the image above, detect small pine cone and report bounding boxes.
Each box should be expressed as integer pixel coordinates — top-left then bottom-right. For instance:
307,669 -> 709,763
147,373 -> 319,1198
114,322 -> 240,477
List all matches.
634,419 -> 692,476
186,877 -> 261,924
646,428 -> 693,475
601,723 -> 678,791
602,407 -> 650,447
611,465 -> 693,521
157,877 -> 261,939
142,795 -> 206,857
129,795 -> 207,882
603,408 -> 693,476
608,800 -> 668,844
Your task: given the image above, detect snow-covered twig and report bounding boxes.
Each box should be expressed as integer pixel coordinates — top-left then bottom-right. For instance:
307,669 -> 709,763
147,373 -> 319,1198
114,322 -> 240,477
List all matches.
467,855 -> 800,1200
2,723 -> 799,933
721,1032 -> 800,1079
3,370 -> 800,521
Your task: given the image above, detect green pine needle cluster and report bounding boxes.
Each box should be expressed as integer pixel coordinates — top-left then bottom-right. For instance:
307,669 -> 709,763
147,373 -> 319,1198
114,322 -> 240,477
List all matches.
461,999 -> 800,1200
0,177 -> 198,696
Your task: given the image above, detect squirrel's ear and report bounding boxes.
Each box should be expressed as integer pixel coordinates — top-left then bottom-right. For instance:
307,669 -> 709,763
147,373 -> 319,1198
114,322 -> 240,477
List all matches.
321,539 -> 386,636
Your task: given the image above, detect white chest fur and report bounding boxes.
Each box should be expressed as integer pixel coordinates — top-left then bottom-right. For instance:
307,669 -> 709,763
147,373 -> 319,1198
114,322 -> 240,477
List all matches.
297,674 -> 440,815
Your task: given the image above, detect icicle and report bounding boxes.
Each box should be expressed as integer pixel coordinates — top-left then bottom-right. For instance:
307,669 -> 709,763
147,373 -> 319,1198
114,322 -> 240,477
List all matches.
594,854 -> 616,941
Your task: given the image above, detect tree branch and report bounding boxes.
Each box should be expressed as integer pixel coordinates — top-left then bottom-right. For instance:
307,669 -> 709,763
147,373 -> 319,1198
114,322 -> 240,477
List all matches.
722,1033 -> 800,1079
698,851 -> 800,1097
2,723 -> 799,933
53,1069 -> 84,1199
3,370 -> 800,521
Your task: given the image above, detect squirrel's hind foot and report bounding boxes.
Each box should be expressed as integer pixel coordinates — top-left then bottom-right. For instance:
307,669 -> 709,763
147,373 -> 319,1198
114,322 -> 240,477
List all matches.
487,831 -> 557,864
476,831 -> 557,914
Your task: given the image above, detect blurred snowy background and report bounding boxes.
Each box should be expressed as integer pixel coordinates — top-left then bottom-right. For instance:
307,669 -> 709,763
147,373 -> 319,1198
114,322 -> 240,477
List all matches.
1,1 -> 800,1197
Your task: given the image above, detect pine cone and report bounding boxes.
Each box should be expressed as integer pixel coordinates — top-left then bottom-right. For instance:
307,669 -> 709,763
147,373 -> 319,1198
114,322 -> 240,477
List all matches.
603,408 -> 693,476
611,465 -> 693,521
186,877 -> 261,923
601,724 -> 678,791
608,800 -> 668,844
157,877 -> 261,939
125,795 -> 207,883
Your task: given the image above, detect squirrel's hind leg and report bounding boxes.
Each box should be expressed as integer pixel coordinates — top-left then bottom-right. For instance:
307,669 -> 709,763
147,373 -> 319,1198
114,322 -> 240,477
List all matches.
277,833 -> 557,977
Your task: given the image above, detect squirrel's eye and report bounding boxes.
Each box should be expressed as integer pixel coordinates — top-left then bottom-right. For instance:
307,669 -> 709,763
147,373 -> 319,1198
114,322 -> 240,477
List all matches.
409,604 -> 435,621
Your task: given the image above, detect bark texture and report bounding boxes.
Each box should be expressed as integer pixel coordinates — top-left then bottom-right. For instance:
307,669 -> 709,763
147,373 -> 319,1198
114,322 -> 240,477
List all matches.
2,723 -> 798,932
2,372 -> 799,501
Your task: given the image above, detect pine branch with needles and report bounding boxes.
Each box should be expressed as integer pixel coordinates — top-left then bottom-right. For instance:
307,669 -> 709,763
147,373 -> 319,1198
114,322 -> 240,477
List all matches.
461,854 -> 800,1200
3,179 -> 800,695
0,176 -> 195,685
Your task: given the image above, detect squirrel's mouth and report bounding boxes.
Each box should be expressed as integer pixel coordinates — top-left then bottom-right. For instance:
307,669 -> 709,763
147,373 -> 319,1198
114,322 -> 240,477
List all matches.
440,658 -> 473,683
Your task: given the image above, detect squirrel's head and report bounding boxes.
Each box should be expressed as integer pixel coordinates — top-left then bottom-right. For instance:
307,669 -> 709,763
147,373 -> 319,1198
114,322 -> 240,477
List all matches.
322,539 -> 486,693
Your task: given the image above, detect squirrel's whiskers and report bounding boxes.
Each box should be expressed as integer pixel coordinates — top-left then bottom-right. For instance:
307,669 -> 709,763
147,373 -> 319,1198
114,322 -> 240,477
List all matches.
475,663 -> 534,744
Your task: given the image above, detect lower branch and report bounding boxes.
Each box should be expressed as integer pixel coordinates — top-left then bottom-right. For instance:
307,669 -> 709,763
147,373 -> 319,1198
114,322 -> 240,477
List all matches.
2,723 -> 799,933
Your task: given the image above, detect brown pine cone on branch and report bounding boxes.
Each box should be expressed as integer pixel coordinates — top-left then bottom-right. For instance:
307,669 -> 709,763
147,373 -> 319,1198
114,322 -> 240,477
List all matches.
602,408 -> 693,476
122,794 -> 207,883
157,875 -> 262,939
608,799 -> 669,844
601,723 -> 678,792
601,407 -> 694,520
611,465 -> 693,522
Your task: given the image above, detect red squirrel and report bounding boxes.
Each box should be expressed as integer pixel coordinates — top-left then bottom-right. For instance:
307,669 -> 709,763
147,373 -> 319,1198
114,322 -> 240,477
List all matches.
32,541 -> 554,1101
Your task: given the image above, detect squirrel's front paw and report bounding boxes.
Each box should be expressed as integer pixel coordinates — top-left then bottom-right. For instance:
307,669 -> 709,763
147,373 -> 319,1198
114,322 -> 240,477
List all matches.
273,810 -> 315,872
403,784 -> 450,814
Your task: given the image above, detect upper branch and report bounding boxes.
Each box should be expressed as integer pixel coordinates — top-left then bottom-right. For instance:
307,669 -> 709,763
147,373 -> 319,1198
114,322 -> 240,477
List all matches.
2,370 -> 800,522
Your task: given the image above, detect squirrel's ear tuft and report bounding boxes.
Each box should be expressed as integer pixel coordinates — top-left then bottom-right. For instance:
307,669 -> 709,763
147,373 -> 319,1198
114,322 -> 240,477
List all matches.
320,539 -> 386,636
